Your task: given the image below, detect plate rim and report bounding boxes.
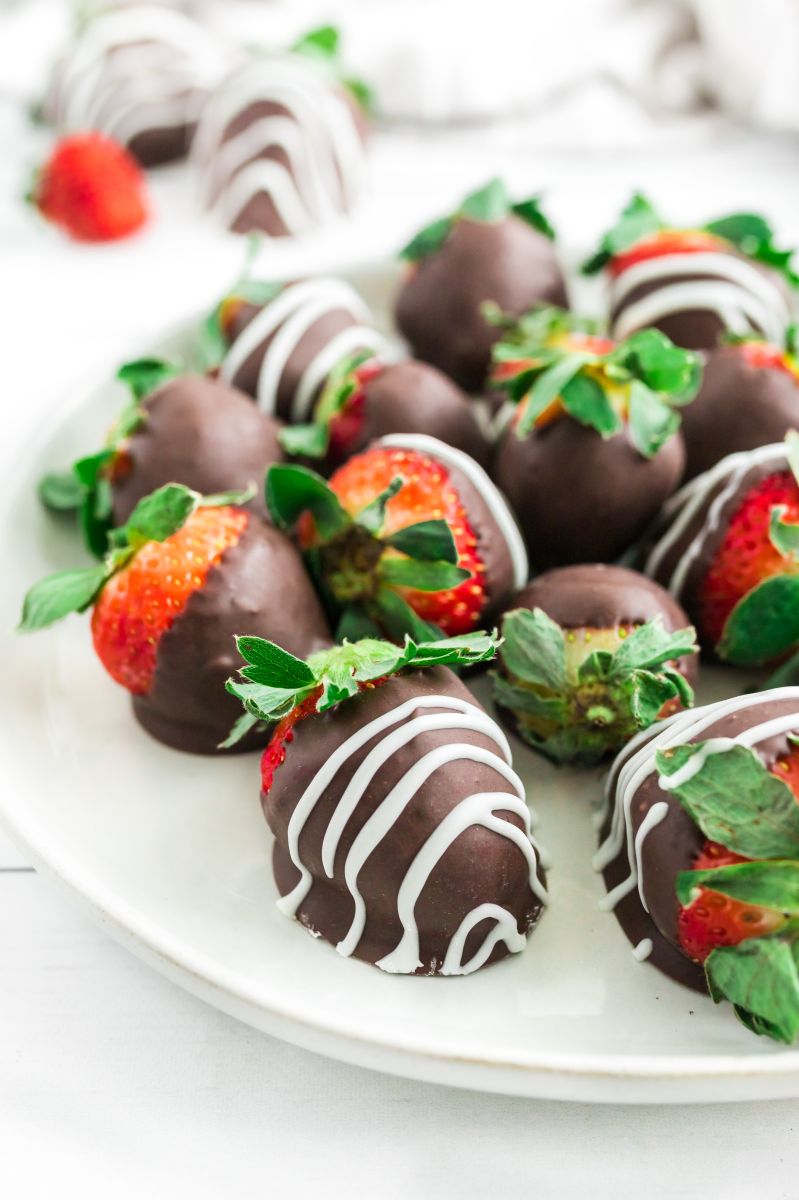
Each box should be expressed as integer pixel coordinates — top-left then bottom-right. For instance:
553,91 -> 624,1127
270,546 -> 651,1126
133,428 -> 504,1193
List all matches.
4,303 -> 799,1103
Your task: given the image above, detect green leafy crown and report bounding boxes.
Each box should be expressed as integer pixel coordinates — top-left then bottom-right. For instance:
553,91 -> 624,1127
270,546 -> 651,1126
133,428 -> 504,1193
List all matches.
657,733 -> 799,1044
223,630 -> 500,747
291,25 -> 374,113
489,305 -> 702,458
37,357 -> 180,558
493,607 -> 697,766
716,430 -> 799,674
582,192 -> 799,286
278,347 -> 379,461
399,178 -> 556,264
265,463 -> 471,643
20,481 -> 254,633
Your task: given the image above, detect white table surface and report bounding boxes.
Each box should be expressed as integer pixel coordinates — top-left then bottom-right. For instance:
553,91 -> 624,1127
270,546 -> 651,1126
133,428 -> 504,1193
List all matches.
5,33 -> 799,1193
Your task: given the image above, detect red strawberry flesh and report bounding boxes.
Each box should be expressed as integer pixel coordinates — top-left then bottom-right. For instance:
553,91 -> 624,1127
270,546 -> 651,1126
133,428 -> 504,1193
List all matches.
610,229 -> 728,278
34,133 -> 149,243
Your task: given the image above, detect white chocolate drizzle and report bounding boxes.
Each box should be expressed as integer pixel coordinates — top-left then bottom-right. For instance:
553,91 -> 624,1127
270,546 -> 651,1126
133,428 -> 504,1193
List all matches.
46,7 -> 228,148
193,55 -> 368,236
219,278 -> 387,419
632,938 -> 653,962
276,693 -> 546,975
610,251 -> 793,344
643,442 -> 788,600
595,688 -> 799,916
378,433 -> 529,590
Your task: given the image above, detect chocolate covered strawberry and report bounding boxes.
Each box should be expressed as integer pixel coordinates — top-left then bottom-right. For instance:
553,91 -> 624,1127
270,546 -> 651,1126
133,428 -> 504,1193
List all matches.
598,688 -> 799,1042
493,565 -> 698,766
490,307 -> 700,567
224,630 -> 547,974
280,350 -> 488,470
38,357 -> 284,555
395,178 -> 567,392
266,434 -> 527,641
583,192 -> 797,350
20,483 -> 330,752
681,330 -> 799,480
203,273 -> 387,421
644,432 -> 799,671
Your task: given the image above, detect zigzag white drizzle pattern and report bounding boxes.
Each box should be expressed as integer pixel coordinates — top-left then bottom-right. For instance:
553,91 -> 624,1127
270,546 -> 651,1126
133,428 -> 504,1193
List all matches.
378,433 -> 529,590
46,6 -> 227,147
594,688 -> 799,918
610,252 -> 793,344
276,694 -> 546,975
643,442 -> 788,600
193,56 -> 368,235
219,278 -> 388,418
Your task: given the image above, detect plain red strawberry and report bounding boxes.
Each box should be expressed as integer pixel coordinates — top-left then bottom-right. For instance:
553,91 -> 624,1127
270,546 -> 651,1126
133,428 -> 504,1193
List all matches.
610,229 -> 726,277
91,506 -> 248,694
697,470 -> 799,646
32,133 -> 149,243
678,750 -> 799,962
313,445 -> 486,636
327,361 -> 383,461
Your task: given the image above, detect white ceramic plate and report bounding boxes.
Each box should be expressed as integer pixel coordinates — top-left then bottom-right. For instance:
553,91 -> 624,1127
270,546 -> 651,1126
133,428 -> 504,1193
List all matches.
3,263 -> 799,1104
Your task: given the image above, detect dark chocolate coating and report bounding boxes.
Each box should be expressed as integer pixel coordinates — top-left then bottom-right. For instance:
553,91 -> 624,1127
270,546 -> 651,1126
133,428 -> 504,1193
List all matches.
333,361 -> 489,468
110,375 -> 283,526
609,255 -> 792,352
644,450 -> 786,639
681,346 -> 799,481
507,563 -> 698,686
600,695 -> 799,991
444,459 -> 516,622
493,419 -> 685,569
132,514 -> 331,753
264,666 -> 545,972
226,299 -> 363,423
395,216 -> 568,392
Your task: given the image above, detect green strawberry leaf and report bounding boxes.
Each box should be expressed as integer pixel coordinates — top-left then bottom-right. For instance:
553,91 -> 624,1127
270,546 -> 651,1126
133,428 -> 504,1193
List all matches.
625,669 -> 684,727
19,563 -> 110,632
657,742 -> 799,859
611,328 -> 702,402
384,519 -> 459,564
399,216 -> 453,263
705,929 -> 799,1044
335,605 -> 384,641
560,372 -> 622,438
581,192 -> 664,275
499,607 -> 568,691
676,859 -> 799,913
511,197 -> 555,240
459,178 -> 510,223
217,710 -> 261,750
515,352 -> 594,436
266,464 -> 350,540
38,470 -> 84,511
236,636 -> 316,688
279,421 -> 331,460
492,671 -> 569,722
292,24 -> 339,59
717,574 -> 799,665
769,504 -> 799,559
627,381 -> 681,458
355,478 -> 403,535
372,587 -> 443,642
378,558 -> 470,592
112,482 -> 200,550
608,617 -> 698,675
705,212 -> 799,290
116,358 -> 179,403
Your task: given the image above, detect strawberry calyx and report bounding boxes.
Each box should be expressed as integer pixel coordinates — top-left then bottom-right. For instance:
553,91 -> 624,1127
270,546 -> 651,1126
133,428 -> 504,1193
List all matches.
488,304 -> 701,457
19,481 -> 255,635
583,192 -> 799,288
493,607 -> 697,766
38,356 -> 180,557
278,349 -> 383,463
200,250 -> 282,370
657,738 -> 799,1042
291,25 -> 374,114
399,178 -> 555,264
222,630 -> 501,751
265,457 -> 478,642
